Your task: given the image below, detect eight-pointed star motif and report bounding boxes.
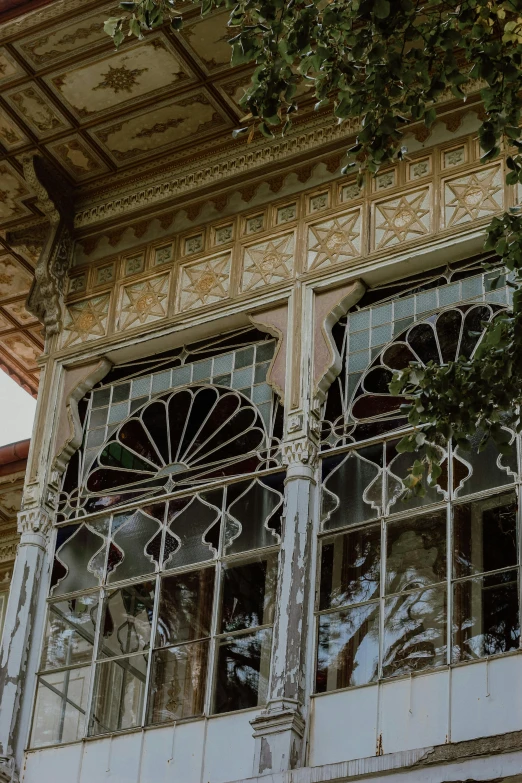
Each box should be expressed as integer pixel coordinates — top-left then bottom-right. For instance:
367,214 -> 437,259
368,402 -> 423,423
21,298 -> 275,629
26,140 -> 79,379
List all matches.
242,234 -> 294,291
307,211 -> 361,270
180,255 -> 230,310
375,189 -> 431,249
445,167 -> 503,227
62,295 -> 109,348
119,275 -> 169,330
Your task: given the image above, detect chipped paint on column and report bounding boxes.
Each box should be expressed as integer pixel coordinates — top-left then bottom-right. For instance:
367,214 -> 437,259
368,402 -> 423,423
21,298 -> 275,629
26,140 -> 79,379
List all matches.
270,458 -> 316,703
0,508 -> 51,760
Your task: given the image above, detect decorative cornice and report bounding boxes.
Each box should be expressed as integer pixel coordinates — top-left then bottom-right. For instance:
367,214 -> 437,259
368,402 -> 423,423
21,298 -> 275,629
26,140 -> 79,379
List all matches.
74,115 -> 361,229
0,538 -> 18,565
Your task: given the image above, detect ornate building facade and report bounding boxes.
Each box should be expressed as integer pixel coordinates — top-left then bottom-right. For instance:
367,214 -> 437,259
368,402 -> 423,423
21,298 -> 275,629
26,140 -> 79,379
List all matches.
1,1 -> 522,782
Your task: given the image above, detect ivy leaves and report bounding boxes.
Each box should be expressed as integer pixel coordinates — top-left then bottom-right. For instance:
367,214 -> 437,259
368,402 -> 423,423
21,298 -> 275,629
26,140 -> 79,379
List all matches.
104,0 -> 522,493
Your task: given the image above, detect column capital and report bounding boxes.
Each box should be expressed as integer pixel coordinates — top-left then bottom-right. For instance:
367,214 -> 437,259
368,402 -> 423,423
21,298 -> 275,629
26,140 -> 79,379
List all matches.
17,507 -> 52,548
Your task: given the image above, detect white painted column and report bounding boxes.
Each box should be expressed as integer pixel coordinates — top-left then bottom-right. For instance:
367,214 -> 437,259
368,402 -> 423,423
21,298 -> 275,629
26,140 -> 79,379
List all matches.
251,430 -> 318,775
0,506 -> 52,783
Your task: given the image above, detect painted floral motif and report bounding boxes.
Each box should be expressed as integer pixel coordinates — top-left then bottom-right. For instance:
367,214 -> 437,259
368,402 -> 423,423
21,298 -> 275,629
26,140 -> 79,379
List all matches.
7,86 -> 67,136
241,233 -> 294,291
307,209 -> 362,270
0,333 -> 40,368
118,274 -> 169,330
0,255 -> 32,297
444,165 -> 503,227
2,300 -> 37,325
374,187 -> 431,250
61,294 -> 110,348
179,253 -> 231,311
94,64 -> 148,94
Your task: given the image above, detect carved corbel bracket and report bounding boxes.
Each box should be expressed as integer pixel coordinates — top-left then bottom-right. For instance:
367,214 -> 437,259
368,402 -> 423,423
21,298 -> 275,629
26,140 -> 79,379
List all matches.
249,302 -> 288,403
313,280 -> 366,406
7,154 -> 75,337
53,357 -> 113,476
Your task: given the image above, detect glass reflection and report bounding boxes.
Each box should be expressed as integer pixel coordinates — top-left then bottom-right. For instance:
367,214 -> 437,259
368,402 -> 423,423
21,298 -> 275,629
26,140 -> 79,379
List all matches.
319,526 -> 380,610
31,666 -> 91,748
386,511 -> 446,594
41,594 -> 98,670
52,518 -> 109,596
214,628 -> 272,714
224,475 -> 284,554
454,493 -> 517,578
156,568 -> 214,647
453,571 -> 519,662
220,555 -> 277,633
316,604 -> 379,691
99,581 -> 155,659
90,653 -> 148,735
148,641 -> 209,723
321,447 -> 382,530
108,505 -> 164,583
383,586 -> 447,677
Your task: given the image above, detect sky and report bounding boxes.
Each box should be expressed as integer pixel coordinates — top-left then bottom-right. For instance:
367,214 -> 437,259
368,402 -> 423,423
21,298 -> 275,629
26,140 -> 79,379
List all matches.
0,370 -> 37,447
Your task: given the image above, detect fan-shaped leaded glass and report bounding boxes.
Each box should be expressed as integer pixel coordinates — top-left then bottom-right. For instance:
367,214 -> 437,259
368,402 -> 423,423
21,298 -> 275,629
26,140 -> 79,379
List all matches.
57,328 -> 282,520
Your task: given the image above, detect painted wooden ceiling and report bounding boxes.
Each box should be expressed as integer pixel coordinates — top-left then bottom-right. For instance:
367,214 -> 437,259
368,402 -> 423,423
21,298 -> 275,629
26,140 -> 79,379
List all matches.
0,0 -> 312,393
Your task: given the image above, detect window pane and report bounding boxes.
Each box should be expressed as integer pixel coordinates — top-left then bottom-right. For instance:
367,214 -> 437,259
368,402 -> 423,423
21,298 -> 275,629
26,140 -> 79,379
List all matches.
453,571 -> 520,662
156,569 -> 214,647
52,518 -> 109,596
163,495 -> 221,569
319,526 -> 380,610
453,431 -> 517,497
316,604 -> 379,692
386,440 -> 447,514
386,511 -> 446,594
41,594 -> 98,670
213,628 -> 272,714
90,654 -> 148,735
454,493 -> 518,579
107,505 -> 164,583
148,641 -> 209,723
220,554 -> 277,633
224,474 -> 284,554
99,581 -> 155,659
321,447 -> 382,531
31,666 -> 91,748
383,585 -> 447,678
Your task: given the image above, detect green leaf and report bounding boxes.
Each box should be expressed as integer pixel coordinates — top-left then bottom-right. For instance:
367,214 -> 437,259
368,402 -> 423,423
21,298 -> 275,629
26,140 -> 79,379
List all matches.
373,0 -> 390,19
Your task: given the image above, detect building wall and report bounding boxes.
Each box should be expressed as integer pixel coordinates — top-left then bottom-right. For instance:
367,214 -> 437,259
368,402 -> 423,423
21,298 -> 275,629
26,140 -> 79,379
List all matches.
2,118 -> 522,783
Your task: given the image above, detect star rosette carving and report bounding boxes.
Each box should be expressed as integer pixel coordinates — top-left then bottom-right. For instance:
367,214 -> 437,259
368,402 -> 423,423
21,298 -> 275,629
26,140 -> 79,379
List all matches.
307,209 -> 362,270
179,252 -> 231,311
444,165 -> 503,227
61,294 -> 110,348
374,187 -> 431,250
241,233 -> 295,292
118,273 -> 169,330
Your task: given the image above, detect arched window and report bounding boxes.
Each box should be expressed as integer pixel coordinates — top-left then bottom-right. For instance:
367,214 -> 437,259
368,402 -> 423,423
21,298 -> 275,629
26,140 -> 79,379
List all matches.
31,328 -> 285,748
315,262 -> 521,693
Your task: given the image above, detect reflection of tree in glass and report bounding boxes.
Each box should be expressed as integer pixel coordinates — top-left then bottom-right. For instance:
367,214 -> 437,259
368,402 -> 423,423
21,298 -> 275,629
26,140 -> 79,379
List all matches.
383,523 -> 446,677
215,630 -> 270,714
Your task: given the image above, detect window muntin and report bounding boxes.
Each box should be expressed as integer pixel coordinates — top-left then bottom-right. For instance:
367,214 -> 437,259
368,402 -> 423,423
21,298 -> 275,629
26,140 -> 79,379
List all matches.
316,267 -> 521,693
33,474 -> 283,747
321,263 -> 513,451
57,330 -> 282,521
33,330 -> 285,748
